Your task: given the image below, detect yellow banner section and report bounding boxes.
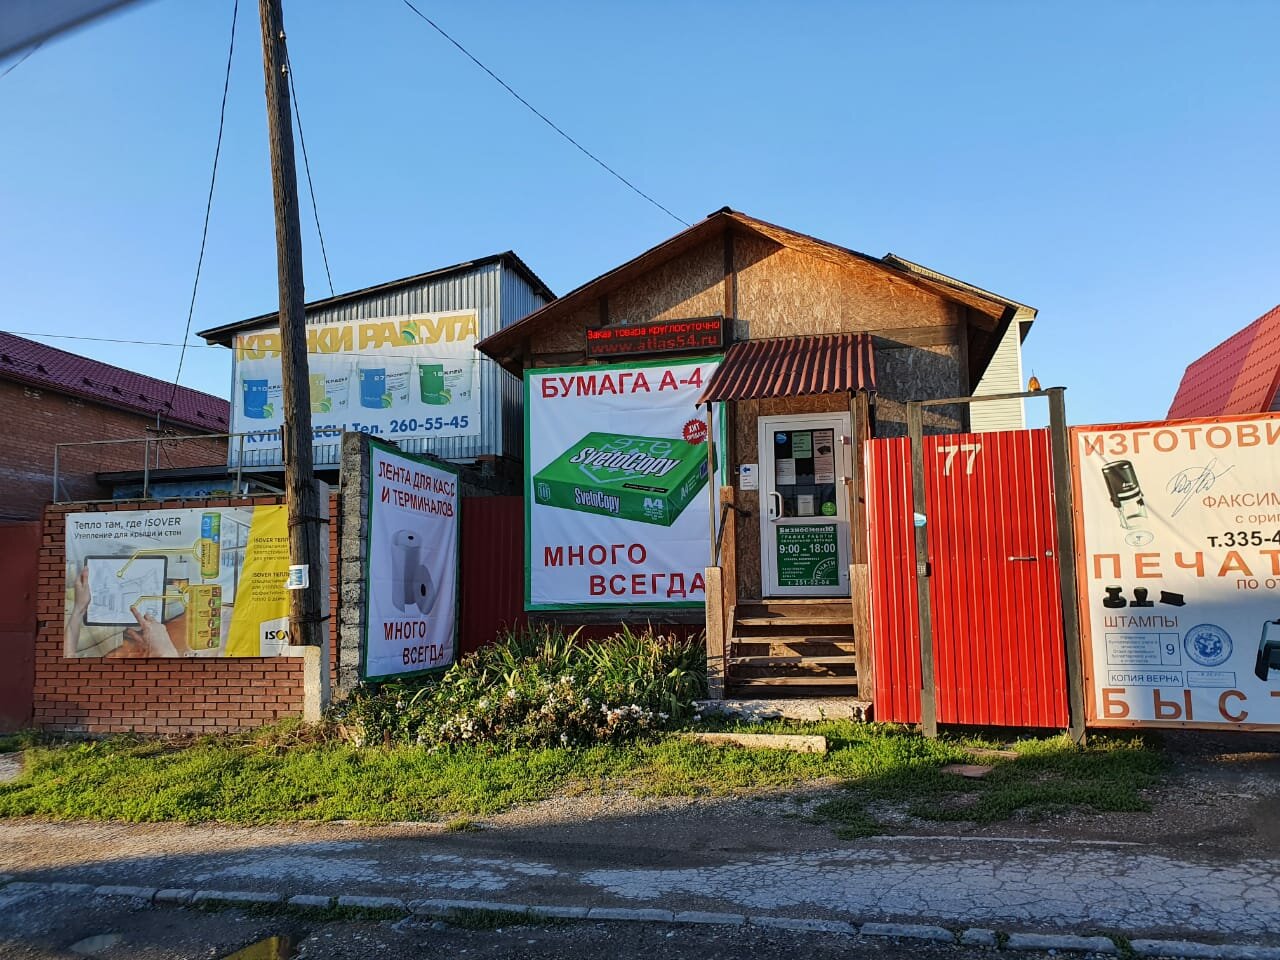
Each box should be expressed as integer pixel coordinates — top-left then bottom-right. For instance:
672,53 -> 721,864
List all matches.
226,505 -> 291,657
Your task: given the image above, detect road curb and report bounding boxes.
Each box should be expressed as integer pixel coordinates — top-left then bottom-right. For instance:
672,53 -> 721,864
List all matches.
1,876 -> 1276,957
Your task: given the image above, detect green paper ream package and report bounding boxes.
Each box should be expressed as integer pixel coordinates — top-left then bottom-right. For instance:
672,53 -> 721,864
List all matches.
533,432 -> 709,526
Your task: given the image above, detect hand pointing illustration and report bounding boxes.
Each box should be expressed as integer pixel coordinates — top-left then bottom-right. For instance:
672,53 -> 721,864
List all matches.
123,603 -> 180,658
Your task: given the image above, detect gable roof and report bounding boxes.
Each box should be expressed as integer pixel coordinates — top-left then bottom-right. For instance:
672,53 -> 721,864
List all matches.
0,332 -> 229,431
196,251 -> 555,346
881,253 -> 1038,329
476,208 -> 1026,377
1168,304 -> 1280,419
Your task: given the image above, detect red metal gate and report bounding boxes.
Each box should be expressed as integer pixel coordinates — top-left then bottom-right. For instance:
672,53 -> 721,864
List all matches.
867,430 -> 1068,727
0,521 -> 39,731
460,496 -> 526,654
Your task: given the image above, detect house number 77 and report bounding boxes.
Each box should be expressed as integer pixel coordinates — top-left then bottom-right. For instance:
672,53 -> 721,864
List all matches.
938,443 -> 982,476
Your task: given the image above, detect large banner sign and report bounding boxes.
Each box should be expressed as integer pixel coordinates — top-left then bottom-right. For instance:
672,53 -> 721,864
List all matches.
525,357 -> 722,610
363,439 -> 459,681
233,310 -> 481,464
64,507 -> 291,658
1073,414 -> 1280,730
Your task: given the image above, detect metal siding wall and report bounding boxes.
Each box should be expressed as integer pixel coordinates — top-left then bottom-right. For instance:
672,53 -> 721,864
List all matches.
460,496 -> 526,653
234,262 -> 551,469
499,267 -> 549,462
866,430 -> 1068,728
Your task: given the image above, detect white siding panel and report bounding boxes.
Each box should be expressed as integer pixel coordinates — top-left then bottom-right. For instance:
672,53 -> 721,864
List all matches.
970,320 -> 1026,432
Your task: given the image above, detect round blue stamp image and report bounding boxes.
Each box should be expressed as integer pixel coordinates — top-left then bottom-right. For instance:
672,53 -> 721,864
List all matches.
1183,624 -> 1232,667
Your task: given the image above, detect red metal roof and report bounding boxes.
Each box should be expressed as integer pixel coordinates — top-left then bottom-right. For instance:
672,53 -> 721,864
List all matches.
1168,304 -> 1280,419
698,333 -> 876,404
0,332 -> 229,431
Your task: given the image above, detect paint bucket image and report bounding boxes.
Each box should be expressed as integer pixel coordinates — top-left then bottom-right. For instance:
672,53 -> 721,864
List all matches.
238,360 -> 282,420
359,359 -> 411,409
199,512 -> 220,580
419,359 -> 474,406
309,363 -> 351,415
418,363 -> 446,404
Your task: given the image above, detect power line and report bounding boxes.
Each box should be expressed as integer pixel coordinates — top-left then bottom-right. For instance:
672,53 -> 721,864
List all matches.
169,0 -> 239,409
5,331 -> 222,348
2,329 -> 479,364
397,0 -> 689,228
0,41 -> 42,80
285,49 -> 335,297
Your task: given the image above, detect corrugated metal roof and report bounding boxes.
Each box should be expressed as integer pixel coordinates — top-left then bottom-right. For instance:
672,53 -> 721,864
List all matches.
196,251 -> 555,345
1168,304 -> 1280,419
0,332 -> 229,431
697,333 -> 876,403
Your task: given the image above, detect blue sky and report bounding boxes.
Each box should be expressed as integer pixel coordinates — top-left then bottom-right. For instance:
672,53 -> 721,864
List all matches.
1,0 -> 1277,427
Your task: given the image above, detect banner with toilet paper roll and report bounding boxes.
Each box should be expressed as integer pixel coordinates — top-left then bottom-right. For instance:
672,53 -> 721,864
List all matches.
363,438 -> 460,681
232,310 -> 481,467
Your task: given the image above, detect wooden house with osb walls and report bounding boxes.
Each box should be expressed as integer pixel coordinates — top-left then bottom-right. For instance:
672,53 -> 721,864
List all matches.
477,207 -> 1036,705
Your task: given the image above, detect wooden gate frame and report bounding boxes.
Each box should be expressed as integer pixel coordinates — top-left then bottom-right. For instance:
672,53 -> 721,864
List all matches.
905,388 -> 1086,742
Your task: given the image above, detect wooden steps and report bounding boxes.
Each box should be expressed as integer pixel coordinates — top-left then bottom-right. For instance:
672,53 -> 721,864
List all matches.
729,655 -> 858,666
726,597 -> 859,696
730,676 -> 859,688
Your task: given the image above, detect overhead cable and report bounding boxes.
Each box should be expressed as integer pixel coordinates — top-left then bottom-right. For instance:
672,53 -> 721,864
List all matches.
398,0 -> 689,227
286,49 -> 336,297
0,41 -> 43,80
168,0 -> 240,409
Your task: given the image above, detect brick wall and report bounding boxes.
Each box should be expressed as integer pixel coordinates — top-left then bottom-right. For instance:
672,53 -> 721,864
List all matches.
0,378 -> 227,521
34,495 -> 339,736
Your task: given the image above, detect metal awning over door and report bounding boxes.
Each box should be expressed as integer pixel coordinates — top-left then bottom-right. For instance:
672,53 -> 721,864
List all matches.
698,332 -> 877,404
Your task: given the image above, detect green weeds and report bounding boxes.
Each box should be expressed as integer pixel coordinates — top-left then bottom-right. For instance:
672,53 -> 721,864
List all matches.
0,720 -> 1163,832
334,625 -> 706,749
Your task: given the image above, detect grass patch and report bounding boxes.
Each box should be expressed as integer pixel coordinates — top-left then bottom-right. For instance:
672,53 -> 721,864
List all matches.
444,908 -> 552,930
443,816 -> 481,833
195,899 -> 407,923
0,722 -> 1163,831
814,731 -> 1165,837
0,731 -> 46,754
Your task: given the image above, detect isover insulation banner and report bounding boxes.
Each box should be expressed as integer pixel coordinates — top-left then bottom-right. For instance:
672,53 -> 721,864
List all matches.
1073,413 -> 1280,730
63,506 -> 292,658
233,310 -> 481,463
363,439 -> 459,680
525,357 -> 722,610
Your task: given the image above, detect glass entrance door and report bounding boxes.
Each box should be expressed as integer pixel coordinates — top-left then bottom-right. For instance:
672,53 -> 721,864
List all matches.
758,413 -> 851,597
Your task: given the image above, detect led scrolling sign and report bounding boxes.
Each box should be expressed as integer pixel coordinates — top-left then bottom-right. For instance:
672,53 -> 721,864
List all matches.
585,316 -> 729,359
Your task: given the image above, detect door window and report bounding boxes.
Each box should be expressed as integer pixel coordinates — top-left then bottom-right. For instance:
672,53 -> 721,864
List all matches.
771,428 -> 839,518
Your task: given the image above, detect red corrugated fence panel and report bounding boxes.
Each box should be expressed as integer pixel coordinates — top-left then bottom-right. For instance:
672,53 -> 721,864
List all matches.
460,496 -> 526,654
866,430 -> 1068,728
867,438 -> 922,724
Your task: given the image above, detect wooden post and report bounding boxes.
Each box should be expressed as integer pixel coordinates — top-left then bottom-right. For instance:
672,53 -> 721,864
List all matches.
907,401 -> 937,738
849,390 -> 874,703
704,566 -> 726,699
720,485 -> 738,631
259,0 -> 325,650
704,404 -> 716,565
1048,388 -> 1087,744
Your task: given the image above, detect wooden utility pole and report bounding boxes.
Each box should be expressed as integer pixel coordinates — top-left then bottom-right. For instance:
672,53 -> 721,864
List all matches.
258,0 -> 325,649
